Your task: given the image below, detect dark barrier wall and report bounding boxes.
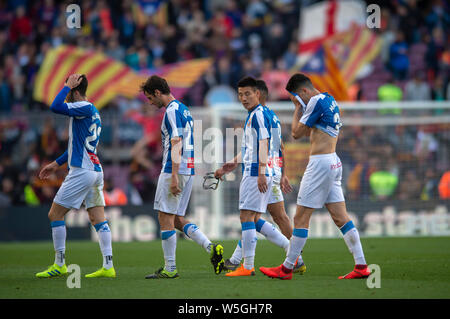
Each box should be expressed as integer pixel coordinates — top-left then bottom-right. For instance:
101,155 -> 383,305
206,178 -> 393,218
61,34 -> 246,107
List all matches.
0,200 -> 449,241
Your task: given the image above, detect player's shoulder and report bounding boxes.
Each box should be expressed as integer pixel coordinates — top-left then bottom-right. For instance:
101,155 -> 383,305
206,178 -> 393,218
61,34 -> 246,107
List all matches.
67,100 -> 98,117
66,100 -> 93,109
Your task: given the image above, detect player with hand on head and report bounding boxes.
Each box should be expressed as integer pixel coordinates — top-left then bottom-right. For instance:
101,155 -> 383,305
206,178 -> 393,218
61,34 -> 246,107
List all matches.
260,73 -> 370,280
36,74 -> 115,279
141,76 -> 224,279
216,79 -> 306,275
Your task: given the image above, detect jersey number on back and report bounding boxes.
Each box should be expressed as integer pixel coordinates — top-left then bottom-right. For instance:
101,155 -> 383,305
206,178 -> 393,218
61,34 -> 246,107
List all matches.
85,123 -> 101,154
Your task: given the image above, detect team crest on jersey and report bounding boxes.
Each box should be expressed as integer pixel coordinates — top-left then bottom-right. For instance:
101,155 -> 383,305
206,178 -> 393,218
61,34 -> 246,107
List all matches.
183,109 -> 190,118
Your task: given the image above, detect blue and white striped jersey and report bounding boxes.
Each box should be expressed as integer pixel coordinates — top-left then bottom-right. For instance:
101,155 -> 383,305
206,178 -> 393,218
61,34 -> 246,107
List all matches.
241,104 -> 273,177
263,106 -> 283,181
300,92 -> 342,137
161,100 -> 194,175
51,86 -> 102,172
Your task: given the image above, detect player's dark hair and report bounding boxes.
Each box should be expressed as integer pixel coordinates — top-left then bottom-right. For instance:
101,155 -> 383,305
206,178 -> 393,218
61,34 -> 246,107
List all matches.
70,74 -> 88,96
140,75 -> 171,96
255,79 -> 268,99
237,76 -> 258,90
285,73 -> 313,93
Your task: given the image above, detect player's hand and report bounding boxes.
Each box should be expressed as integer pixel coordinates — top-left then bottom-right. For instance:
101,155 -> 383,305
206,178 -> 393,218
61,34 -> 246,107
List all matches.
39,161 -> 59,180
170,174 -> 181,196
214,168 -> 225,180
257,174 -> 268,193
65,74 -> 83,89
280,175 -> 293,194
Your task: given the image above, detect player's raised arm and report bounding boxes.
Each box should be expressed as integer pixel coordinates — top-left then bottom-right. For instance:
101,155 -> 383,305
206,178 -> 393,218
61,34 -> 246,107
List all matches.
291,97 -> 311,140
50,74 -> 94,117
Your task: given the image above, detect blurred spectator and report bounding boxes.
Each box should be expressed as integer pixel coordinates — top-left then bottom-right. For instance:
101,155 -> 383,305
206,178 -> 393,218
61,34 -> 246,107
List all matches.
421,168 -> 440,200
0,68 -> 12,113
431,75 -> 446,100
377,78 -> 403,115
9,6 -> 32,43
438,171 -> 450,199
103,178 -> 128,206
388,31 -> 409,80
404,73 -> 431,101
378,78 -> 403,102
369,170 -> 399,201
0,177 -> 13,206
397,170 -> 423,200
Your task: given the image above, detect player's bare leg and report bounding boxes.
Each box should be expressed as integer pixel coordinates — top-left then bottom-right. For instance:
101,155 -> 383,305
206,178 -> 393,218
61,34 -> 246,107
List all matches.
175,216 -> 224,274
260,205 -> 314,280
325,202 -> 370,279
36,203 -> 70,278
267,202 -> 292,238
226,210 -> 257,277
146,212 -> 179,279
85,206 -> 115,278
267,202 -> 306,274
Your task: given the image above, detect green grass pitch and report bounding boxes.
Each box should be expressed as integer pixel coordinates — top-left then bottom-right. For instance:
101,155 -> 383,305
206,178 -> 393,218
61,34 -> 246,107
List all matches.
0,237 -> 449,299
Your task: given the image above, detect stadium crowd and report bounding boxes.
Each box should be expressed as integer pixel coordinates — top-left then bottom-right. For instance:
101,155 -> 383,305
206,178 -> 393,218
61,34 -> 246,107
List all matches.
0,0 -> 449,207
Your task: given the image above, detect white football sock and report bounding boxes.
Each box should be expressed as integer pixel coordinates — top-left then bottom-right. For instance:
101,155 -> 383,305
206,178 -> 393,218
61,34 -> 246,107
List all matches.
94,221 -> 113,269
283,228 -> 308,270
257,219 -> 289,253
229,240 -> 242,265
241,222 -> 257,270
183,223 -> 212,253
340,221 -> 366,265
51,221 -> 66,267
161,230 -> 177,272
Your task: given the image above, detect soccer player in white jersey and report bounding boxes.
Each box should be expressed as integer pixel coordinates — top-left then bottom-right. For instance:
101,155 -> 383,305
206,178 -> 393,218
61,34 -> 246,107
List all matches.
216,76 -> 274,277
36,74 -> 115,278
260,73 -> 370,280
217,79 -> 306,274
140,75 -> 224,279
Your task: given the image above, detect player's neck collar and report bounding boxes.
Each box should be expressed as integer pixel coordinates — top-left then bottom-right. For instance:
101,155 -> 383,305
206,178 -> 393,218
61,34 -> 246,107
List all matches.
248,103 -> 261,113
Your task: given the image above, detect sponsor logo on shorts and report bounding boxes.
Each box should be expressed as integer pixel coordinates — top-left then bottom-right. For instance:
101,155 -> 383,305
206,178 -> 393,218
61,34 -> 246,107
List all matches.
331,162 -> 342,170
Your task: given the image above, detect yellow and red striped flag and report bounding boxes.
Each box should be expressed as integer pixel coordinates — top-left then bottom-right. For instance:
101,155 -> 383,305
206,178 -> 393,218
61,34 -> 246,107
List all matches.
33,45 -> 212,109
33,45 -> 135,109
297,45 -> 349,101
326,26 -> 382,84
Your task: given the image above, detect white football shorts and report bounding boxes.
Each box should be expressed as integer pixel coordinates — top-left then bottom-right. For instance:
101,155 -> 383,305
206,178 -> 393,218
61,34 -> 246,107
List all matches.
239,175 -> 273,213
268,176 -> 284,205
297,152 -> 345,209
154,172 -> 193,216
54,167 -> 105,210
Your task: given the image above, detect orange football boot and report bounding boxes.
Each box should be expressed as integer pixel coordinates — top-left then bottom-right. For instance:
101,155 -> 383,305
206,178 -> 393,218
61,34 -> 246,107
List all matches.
225,265 -> 255,277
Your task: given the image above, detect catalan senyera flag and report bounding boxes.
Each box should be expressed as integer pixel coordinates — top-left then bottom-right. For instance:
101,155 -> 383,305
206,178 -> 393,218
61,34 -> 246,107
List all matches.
326,26 -> 382,84
298,44 -> 349,101
34,45 -> 212,109
33,45 -> 138,109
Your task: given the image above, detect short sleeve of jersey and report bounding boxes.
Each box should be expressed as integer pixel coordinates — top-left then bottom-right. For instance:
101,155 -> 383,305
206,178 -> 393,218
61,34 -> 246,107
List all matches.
300,95 -> 323,128
66,102 -> 95,117
252,109 -> 270,140
165,108 -> 183,138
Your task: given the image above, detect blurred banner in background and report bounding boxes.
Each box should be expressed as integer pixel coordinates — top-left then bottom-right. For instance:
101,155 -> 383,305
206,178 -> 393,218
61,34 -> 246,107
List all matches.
0,200 -> 448,242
